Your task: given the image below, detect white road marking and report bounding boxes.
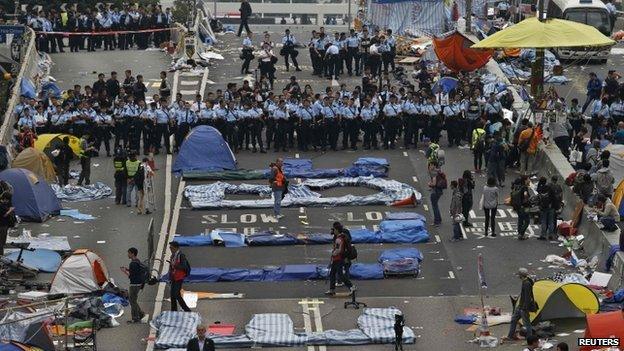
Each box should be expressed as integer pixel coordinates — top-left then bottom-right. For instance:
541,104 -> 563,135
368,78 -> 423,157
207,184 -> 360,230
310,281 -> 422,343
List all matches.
300,299 -> 316,351
423,204 -> 429,211
299,207 -> 305,214
295,153 -> 300,158
180,89 -> 198,95
434,235 -> 441,243
402,151 -> 408,157
96,240 -> 106,244
180,80 -> 199,86
146,149 -> 174,351
412,176 -> 418,183
311,301 -> 326,351
448,271 -> 456,279
180,71 -> 202,77
611,47 -> 624,55
460,224 -> 467,239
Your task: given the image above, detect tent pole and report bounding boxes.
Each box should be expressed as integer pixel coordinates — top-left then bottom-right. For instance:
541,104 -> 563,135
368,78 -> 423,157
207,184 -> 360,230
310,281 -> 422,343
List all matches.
466,0 -> 472,33
64,297 -> 69,350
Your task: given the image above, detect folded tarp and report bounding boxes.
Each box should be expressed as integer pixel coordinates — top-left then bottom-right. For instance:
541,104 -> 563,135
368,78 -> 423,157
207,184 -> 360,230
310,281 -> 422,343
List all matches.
378,248 -> 422,276
246,313 -> 308,346
385,212 -> 427,221
378,248 -> 423,263
299,233 -> 334,244
162,263 -> 385,283
185,177 -> 420,209
60,209 -> 96,220
246,232 -> 300,246
3,248 -> 61,272
51,182 -> 112,201
174,235 -> 213,247
7,234 -> 71,251
183,158 -> 390,180
379,220 -> 429,243
209,231 -> 246,247
150,311 -> 202,349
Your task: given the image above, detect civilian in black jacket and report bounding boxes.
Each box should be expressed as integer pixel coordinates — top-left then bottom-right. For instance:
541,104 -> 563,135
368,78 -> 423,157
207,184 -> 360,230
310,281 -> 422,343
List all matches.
503,268 -> 535,342
121,247 -> 146,323
237,0 -> 252,37
186,326 -> 215,351
106,71 -> 121,101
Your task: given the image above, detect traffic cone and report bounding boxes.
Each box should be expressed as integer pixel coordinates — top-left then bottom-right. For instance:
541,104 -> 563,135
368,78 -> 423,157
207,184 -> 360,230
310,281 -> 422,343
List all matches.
391,193 -> 416,207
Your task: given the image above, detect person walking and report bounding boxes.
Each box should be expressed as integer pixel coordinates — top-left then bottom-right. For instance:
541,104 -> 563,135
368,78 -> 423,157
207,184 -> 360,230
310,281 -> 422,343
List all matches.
168,241 -> 191,312
332,222 -> 353,284
582,72 -> 602,113
512,175 -> 531,240
471,121 -> 486,172
120,247 -> 145,323
237,0 -> 252,37
269,158 -> 287,220
54,137 -> 73,186
241,33 -> 254,74
481,177 -> 500,237
77,132 -> 95,186
537,177 -> 555,241
449,180 -> 463,242
518,122 -> 539,175
502,268 -> 536,342
186,325 -> 215,351
459,170 -> 474,228
325,227 -> 356,296
428,162 -> 447,226
0,180 -> 15,256
113,147 -> 128,205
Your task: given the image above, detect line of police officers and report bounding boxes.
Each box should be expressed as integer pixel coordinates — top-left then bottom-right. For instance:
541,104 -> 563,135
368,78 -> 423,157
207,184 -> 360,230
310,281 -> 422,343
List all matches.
23,4 -> 172,54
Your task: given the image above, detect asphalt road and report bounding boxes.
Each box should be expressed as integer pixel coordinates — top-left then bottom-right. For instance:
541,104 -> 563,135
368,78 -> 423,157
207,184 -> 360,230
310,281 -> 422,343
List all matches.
14,26 -> 595,350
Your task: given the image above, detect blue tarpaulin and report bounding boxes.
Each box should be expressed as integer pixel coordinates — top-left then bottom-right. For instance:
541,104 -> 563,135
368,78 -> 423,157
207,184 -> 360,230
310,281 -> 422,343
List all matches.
20,78 -> 36,99
385,212 -> 427,221
3,248 -> 61,272
247,232 -> 300,246
172,126 -> 237,175
379,220 -> 429,243
174,235 -> 213,247
209,231 -> 246,247
0,168 -> 61,222
378,248 -> 423,263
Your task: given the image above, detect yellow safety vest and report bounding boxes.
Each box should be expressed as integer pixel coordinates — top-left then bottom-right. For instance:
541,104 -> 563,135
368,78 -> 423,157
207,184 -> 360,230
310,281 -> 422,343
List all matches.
125,160 -> 140,177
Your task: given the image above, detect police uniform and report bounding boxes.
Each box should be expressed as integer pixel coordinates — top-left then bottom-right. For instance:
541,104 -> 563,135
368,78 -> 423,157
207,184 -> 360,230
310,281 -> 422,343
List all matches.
385,35 -> 396,72
126,103 -> 143,153
113,152 -> 127,204
444,102 -> 463,147
316,36 -> 328,76
484,100 -> 502,121
321,103 -> 339,150
382,101 -> 402,149
286,100 -> 300,148
463,99 -> 482,140
341,104 -> 359,150
154,107 -> 172,154
264,99 -> 278,150
237,107 -> 251,150
346,34 -> 360,76
422,102 -> 442,143
359,33 -> 371,74
296,105 -> 315,151
174,108 -> 197,152
249,106 -> 265,152
402,99 -> 420,148
281,34 -> 301,71
309,36 -> 321,75
241,37 -> 254,74
218,107 -> 239,151
272,106 -> 289,152
94,110 -> 113,156
610,99 -> 624,126
325,44 -> 340,78
141,107 -> 157,154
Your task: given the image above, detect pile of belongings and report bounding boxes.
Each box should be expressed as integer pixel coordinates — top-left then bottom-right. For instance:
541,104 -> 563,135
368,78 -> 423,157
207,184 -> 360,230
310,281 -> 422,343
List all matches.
152,308 -> 415,349
184,176 -> 420,209
51,182 -> 112,201
394,35 -> 432,57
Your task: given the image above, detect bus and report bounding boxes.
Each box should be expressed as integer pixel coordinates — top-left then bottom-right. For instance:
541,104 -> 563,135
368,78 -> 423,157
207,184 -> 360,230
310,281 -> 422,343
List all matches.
546,0 -> 612,61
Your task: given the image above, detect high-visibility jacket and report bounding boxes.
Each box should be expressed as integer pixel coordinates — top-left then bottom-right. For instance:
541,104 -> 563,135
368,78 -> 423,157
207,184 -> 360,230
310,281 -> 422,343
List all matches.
126,160 -> 140,177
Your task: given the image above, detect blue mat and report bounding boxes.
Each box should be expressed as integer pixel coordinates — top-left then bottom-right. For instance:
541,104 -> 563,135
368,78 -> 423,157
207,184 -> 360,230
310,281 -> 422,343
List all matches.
378,248 -> 423,263
385,212 -> 427,221
379,220 -> 429,243
247,232 -> 300,246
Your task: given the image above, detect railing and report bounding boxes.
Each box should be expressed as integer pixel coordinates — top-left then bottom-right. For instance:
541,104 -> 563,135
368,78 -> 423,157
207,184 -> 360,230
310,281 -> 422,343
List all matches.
0,27 -> 38,153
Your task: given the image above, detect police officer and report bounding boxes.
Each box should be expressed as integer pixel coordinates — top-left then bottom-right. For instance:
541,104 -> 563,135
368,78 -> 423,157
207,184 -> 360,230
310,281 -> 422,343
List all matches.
610,96 -> 624,127
484,93 -> 502,121
142,102 -> 158,154
197,101 -> 215,126
94,105 -> 113,157
264,94 -> 278,150
241,33 -> 254,75
385,29 -> 397,73
463,93 -> 483,141
174,102 -> 197,152
250,101 -> 266,153
346,29 -> 360,76
281,29 -> 301,72
360,98 -> 378,150
237,102 -> 252,151
341,98 -> 359,150
382,95 -> 402,149
324,42 -> 340,80
321,97 -> 340,150
258,42 -> 277,89
127,99 -> 143,153
402,93 -> 420,149
309,31 -> 320,75
444,95 -> 464,147
218,101 -> 239,152
359,27 -> 371,74
423,96 -> 442,143
315,33 -> 328,77
273,100 -> 289,152
154,99 -> 172,154
297,99 -> 315,151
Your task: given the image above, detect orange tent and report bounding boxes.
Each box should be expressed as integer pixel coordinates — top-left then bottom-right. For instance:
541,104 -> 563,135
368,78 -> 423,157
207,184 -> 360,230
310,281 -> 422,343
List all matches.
433,31 -> 493,73
581,311 -> 624,351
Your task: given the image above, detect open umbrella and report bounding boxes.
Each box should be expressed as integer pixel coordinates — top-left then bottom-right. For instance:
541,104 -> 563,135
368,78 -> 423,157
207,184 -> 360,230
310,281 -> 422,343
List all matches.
472,17 -> 615,49
433,77 -> 460,94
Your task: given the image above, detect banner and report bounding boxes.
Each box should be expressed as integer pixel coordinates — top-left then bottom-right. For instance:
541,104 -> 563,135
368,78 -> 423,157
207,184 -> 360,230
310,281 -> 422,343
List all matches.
367,0 -> 446,36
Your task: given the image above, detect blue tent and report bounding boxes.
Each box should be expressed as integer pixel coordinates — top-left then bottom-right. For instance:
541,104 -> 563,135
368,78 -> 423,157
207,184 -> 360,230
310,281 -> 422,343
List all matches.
172,126 -> 236,175
0,168 -> 61,222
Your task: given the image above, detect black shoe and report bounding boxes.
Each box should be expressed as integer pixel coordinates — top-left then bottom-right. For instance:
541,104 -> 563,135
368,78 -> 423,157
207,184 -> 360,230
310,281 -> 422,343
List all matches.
464,222 -> 473,227
537,236 -> 547,241
252,148 -> 257,153
491,233 -> 497,237
245,70 -> 252,74
518,236 -> 527,241
295,68 -> 302,72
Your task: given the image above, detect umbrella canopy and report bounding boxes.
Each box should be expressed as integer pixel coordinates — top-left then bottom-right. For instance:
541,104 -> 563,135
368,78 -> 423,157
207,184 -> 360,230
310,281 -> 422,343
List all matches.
472,17 -> 615,49
433,31 -> 492,72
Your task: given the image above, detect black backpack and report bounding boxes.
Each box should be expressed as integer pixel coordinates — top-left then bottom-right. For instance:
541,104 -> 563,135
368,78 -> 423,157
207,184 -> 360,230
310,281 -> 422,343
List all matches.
340,233 -> 358,260
510,185 -> 525,211
135,259 -> 150,285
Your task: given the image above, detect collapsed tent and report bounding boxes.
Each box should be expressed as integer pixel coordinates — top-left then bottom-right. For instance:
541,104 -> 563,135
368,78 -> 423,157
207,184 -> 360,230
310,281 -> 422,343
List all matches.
11,147 -> 57,183
51,182 -> 112,202
367,0 -> 446,36
525,280 -> 599,323
433,31 -> 492,72
184,177 -> 420,209
3,248 -> 61,273
49,249 -> 111,294
183,157 -> 389,180
0,168 -> 61,222
0,304 -> 62,349
172,125 -> 236,175
152,308 -> 414,349
581,311 -> 624,351
33,134 -> 82,159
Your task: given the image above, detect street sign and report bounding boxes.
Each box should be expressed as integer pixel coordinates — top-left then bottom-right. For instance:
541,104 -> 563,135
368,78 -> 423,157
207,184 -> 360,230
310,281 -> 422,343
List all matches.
0,26 -> 25,35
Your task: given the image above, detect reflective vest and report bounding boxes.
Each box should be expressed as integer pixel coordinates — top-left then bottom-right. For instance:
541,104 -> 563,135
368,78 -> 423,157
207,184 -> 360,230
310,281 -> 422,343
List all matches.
125,160 -> 140,177
113,159 -> 125,172
274,168 -> 285,187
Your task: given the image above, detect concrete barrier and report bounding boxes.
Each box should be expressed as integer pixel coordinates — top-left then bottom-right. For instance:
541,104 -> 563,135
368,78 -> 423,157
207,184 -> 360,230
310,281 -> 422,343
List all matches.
536,144 -> 623,290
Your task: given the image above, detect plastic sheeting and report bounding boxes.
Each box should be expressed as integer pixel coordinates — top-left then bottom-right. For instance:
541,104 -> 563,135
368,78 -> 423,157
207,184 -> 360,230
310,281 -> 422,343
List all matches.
368,0 -> 447,36
7,233 -> 71,251
60,209 -> 96,220
385,212 -> 427,221
378,248 -> 423,263
358,308 -> 415,344
185,176 -> 420,209
3,248 -> 61,272
0,304 -> 63,343
379,220 -> 429,243
150,311 -> 202,349
52,182 -> 112,201
433,31 -> 492,72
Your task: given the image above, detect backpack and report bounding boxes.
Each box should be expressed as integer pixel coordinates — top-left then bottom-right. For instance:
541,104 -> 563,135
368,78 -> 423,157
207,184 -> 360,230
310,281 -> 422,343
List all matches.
518,128 -> 535,152
340,233 -> 358,260
135,259 -> 150,285
180,253 -> 191,276
435,172 -> 448,189
510,185 -> 525,211
595,171 -> 614,195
